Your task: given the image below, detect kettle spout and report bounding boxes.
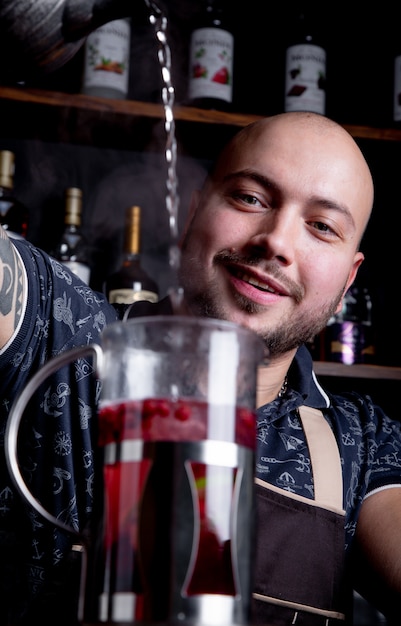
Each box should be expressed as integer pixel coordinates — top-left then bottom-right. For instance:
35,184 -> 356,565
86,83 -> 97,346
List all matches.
62,0 -> 139,41
0,0 -> 147,82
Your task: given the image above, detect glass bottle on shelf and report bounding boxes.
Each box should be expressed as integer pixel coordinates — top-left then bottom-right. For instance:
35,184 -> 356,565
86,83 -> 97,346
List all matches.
81,18 -> 131,99
284,8 -> 327,115
0,150 -> 29,240
393,48 -> 401,124
104,204 -> 159,305
187,0 -> 234,110
323,283 -> 376,365
51,187 -> 91,284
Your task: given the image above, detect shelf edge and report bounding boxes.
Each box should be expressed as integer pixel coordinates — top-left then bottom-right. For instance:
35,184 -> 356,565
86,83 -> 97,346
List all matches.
3,86 -> 401,139
314,361 -> 401,380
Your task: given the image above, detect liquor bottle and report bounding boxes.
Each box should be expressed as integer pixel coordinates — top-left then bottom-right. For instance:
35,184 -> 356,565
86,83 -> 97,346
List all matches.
393,50 -> 401,123
51,187 -> 91,284
81,18 -> 131,99
0,150 -> 29,240
323,283 -> 376,365
104,205 -> 159,305
187,0 -> 234,110
284,8 -> 327,115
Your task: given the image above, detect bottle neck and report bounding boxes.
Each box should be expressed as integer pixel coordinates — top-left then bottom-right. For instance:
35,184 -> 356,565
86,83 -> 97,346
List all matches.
124,205 -> 141,255
0,176 -> 13,190
0,150 -> 15,190
64,187 -> 83,227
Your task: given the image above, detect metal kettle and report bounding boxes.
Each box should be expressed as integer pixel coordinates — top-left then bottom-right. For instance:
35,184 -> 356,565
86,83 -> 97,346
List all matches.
0,0 -> 152,82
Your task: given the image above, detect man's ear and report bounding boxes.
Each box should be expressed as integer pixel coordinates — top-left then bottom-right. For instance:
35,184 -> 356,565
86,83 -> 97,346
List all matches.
179,189 -> 200,247
334,252 -> 365,314
334,297 -> 345,315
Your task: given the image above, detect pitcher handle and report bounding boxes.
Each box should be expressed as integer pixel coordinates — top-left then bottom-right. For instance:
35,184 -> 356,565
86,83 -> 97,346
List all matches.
5,343 -> 104,536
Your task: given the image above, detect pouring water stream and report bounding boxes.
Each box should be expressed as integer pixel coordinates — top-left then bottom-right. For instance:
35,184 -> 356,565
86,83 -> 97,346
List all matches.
144,0 -> 184,311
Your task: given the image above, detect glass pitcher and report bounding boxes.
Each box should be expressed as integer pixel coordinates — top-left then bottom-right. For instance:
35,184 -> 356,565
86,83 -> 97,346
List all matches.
6,315 -> 265,625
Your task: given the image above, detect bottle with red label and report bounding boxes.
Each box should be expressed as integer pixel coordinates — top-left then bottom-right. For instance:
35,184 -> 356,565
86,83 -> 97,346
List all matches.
284,7 -> 327,115
187,0 -> 234,110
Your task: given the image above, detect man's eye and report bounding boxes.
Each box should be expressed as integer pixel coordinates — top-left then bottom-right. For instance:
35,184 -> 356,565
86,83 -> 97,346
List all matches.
234,193 -> 261,206
311,221 -> 333,233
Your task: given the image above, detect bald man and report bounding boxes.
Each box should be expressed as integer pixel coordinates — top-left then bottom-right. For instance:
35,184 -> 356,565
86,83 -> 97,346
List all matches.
1,112 -> 400,625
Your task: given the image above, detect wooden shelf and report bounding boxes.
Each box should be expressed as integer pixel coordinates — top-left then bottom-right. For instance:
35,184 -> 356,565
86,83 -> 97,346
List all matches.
314,361 -> 401,380
2,85 -> 401,140
0,86 -> 263,127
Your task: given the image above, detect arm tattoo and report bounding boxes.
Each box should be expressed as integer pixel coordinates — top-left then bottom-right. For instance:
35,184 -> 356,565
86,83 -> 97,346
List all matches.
0,229 -> 25,330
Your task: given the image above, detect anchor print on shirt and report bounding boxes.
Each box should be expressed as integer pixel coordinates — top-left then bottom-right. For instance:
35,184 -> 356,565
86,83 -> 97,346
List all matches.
277,472 -> 297,492
32,540 -> 45,562
41,382 -> 70,417
0,486 -> 13,515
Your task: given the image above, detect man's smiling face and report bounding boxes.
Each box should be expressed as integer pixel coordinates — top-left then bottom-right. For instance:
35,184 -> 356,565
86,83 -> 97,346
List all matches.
178,113 -> 373,357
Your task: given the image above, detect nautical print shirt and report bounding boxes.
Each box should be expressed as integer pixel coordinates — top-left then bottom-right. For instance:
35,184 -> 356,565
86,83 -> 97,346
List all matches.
0,239 -> 119,624
255,345 -> 401,553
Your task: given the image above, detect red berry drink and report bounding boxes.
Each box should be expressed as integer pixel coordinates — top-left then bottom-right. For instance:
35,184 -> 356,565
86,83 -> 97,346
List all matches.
90,397 -> 256,622
98,397 -> 255,447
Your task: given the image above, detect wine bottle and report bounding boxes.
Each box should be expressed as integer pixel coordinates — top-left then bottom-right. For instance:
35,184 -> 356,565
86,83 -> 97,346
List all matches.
394,50 -> 401,124
104,205 -> 159,305
81,18 -> 131,99
187,0 -> 234,110
0,150 -> 29,240
284,8 -> 327,115
323,283 -> 376,365
51,187 -> 91,284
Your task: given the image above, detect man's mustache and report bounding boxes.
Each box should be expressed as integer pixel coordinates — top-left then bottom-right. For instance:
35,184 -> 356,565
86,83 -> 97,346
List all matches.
214,249 -> 304,304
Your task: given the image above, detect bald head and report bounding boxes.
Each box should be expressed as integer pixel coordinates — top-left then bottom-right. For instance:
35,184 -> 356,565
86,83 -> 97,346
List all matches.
209,112 -> 374,245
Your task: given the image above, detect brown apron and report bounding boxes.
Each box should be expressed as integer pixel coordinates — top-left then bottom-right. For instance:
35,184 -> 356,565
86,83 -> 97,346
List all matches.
251,406 -> 348,626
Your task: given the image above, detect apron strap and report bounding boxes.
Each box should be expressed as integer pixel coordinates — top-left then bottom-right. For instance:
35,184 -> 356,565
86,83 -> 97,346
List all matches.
298,406 -> 343,511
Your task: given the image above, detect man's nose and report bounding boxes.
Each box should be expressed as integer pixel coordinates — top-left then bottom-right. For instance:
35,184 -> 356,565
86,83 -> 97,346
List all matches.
250,210 -> 298,266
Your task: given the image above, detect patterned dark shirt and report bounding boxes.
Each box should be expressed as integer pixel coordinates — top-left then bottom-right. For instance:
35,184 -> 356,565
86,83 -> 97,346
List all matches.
0,239 -> 119,624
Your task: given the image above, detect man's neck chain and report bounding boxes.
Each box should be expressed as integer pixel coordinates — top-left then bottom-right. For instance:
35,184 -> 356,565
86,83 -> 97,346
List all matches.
278,376 -> 288,398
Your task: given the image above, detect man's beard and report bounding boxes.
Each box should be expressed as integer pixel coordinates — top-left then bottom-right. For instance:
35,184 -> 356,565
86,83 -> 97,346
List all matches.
179,250 -> 344,357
